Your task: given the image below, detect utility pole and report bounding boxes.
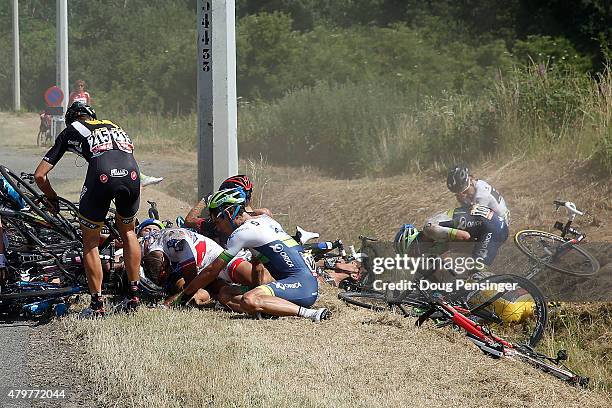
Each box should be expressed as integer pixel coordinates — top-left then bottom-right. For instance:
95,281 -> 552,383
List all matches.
57,0 -> 69,113
12,0 -> 20,111
196,0 -> 239,200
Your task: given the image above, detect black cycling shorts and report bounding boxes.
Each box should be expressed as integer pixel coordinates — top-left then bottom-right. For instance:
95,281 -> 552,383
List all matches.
78,150 -> 140,229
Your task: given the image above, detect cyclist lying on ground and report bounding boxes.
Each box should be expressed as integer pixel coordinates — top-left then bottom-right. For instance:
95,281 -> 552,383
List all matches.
141,227 -> 273,306
446,165 -> 510,224
395,204 -> 509,271
184,175 -> 271,242
175,188 -> 331,322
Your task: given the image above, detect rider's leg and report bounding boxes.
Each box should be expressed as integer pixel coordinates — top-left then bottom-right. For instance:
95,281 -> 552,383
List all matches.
240,287 -> 300,316
81,224 -> 105,309
228,258 -> 273,286
217,285 -> 249,313
115,215 -> 140,284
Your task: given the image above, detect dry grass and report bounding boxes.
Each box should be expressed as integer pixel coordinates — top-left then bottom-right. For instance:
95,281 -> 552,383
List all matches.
2,112 -> 611,406
62,285 -> 611,408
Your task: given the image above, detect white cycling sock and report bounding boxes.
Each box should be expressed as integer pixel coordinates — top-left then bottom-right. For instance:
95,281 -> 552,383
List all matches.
297,306 -> 318,320
298,307 -> 330,322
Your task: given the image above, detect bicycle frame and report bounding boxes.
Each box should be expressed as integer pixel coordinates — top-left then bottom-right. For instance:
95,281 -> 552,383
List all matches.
414,296 -> 587,386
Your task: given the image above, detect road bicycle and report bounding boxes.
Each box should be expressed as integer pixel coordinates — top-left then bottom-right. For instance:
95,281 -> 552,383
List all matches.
0,167 -> 156,317
514,200 -> 600,278
295,226 -> 366,286
338,261 -> 586,387
412,288 -> 588,387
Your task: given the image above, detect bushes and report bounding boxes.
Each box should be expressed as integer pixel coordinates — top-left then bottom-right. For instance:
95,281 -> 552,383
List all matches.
238,63 -> 612,177
239,82 -> 409,176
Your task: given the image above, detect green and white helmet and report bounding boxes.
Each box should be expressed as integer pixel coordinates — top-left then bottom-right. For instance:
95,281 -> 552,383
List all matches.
208,188 -> 247,224
394,224 -> 419,254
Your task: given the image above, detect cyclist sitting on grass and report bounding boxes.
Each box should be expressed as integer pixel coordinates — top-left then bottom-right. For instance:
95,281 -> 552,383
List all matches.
174,188 -> 331,322
396,204 -> 509,269
141,227 -> 272,306
184,175 -> 271,242
447,165 -> 510,224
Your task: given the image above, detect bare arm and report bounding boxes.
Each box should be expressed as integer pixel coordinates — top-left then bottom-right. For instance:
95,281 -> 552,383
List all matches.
251,258 -> 266,286
184,198 -> 208,228
250,207 -> 272,217
181,257 -> 228,297
34,160 -> 58,199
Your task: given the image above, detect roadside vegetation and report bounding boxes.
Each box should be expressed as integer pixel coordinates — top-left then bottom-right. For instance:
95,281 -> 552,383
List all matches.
1,1 -> 611,175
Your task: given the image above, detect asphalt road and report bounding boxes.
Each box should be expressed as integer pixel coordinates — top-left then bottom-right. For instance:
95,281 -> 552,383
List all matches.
0,143 -> 171,408
0,146 -> 86,408
0,321 -> 34,408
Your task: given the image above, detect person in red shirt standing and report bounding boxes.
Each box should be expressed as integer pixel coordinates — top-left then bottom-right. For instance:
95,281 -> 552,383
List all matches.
68,79 -> 92,105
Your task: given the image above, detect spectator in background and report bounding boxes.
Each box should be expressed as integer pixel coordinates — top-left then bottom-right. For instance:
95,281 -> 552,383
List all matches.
68,79 -> 92,105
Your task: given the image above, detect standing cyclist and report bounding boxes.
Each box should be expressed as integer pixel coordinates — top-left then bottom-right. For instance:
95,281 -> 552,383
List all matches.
34,101 -> 142,316
175,188 -> 330,322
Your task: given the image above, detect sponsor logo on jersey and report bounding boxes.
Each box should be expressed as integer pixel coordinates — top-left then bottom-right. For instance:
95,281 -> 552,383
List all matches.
99,174 -> 108,183
272,281 -> 302,290
269,243 -> 295,268
478,232 -> 492,259
131,171 -> 138,181
271,244 -> 284,253
80,185 -> 87,200
110,168 -> 128,177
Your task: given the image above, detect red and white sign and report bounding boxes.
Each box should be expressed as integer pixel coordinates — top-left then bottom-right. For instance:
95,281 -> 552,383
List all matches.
44,86 -> 64,107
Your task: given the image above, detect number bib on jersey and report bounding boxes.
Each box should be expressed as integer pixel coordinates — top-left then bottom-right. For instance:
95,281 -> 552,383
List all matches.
87,121 -> 134,157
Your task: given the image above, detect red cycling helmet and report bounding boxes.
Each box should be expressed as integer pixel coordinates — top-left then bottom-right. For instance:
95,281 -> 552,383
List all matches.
218,175 -> 253,201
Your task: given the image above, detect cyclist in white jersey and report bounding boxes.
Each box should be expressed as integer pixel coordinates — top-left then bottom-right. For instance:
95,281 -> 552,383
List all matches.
141,228 -> 263,305
447,165 -> 510,224
174,188 -> 331,322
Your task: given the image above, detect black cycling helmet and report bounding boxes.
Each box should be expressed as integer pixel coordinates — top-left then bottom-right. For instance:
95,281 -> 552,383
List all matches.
65,101 -> 96,125
446,165 -> 470,193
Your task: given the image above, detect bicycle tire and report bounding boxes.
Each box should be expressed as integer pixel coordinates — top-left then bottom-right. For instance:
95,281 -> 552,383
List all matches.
514,230 -> 599,276
465,274 -> 548,347
338,291 -> 392,312
0,166 -> 75,240
338,290 -> 428,315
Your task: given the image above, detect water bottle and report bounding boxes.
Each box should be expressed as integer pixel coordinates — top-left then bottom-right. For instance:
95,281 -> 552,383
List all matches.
23,300 -> 50,315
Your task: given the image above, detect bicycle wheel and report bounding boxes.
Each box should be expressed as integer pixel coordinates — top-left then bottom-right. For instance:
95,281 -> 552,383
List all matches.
0,165 -> 76,240
465,274 -> 548,347
514,230 -> 599,276
338,291 -> 391,312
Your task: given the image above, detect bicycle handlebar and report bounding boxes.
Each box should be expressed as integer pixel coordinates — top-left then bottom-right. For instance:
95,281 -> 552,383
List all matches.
554,200 -> 584,216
